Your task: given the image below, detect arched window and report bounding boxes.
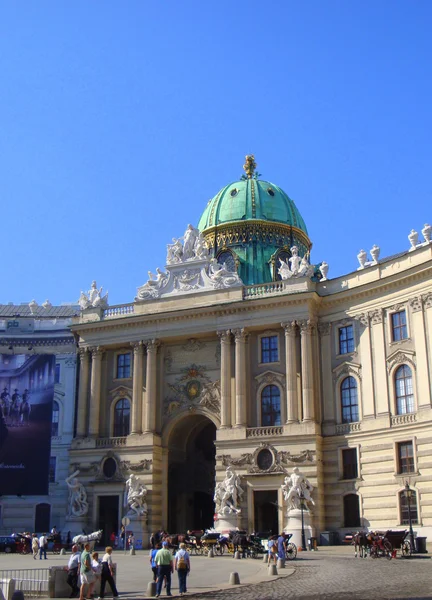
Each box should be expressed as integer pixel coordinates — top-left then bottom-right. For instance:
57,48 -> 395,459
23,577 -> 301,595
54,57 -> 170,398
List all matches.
399,490 -> 418,525
395,365 -> 414,415
51,401 -> 59,436
261,385 -> 281,426
274,250 -> 291,281
343,494 -> 360,527
216,250 -> 236,272
341,377 -> 359,423
113,398 -> 130,437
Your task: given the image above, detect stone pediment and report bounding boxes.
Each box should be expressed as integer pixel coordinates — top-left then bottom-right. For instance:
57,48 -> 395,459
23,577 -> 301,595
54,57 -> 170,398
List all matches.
332,361 -> 362,382
386,349 -> 416,373
109,385 -> 132,398
255,370 -> 286,389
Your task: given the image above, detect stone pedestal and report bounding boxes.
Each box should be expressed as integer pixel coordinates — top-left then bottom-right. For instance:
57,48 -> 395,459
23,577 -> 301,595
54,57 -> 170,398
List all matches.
214,513 -> 242,533
284,509 -> 314,548
126,515 -> 148,549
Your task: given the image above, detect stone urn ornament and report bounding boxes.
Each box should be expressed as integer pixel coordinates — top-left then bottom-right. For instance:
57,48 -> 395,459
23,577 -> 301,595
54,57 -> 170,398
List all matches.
422,223 -> 431,244
408,229 -> 419,251
370,244 -> 380,265
319,261 -> 329,281
357,249 -> 367,270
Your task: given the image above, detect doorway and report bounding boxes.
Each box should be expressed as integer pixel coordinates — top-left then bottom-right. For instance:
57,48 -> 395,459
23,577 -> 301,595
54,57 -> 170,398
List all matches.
168,415 -> 216,532
254,490 -> 278,536
35,503 -> 51,533
98,496 -> 119,546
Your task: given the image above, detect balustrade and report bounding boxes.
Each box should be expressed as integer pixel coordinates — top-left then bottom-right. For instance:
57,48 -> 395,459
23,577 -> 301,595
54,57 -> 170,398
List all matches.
246,426 -> 283,437
96,437 -> 127,448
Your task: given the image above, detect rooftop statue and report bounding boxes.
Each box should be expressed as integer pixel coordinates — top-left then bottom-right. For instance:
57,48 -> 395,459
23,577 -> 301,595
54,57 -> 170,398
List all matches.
278,247 -> 315,280
79,281 -> 109,310
281,467 -> 315,513
65,470 -> 89,517
124,474 -> 148,517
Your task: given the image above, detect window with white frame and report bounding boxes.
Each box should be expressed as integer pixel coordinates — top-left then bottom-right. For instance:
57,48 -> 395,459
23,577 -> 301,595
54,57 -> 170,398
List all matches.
260,335 -> 278,364
113,398 -> 130,437
397,441 -> 415,474
342,448 -> 358,479
261,385 -> 281,426
341,376 -> 359,423
116,353 -> 131,379
395,365 -> 414,414
399,490 -> 418,525
51,401 -> 59,436
338,325 -> 354,354
391,310 -> 408,342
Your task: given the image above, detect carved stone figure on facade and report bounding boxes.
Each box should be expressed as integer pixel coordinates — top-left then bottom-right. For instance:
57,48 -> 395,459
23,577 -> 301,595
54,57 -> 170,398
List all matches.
278,258 -> 292,279
136,268 -> 169,300
289,246 -> 301,275
298,252 -> 314,277
167,238 -> 183,264
282,467 -> 315,512
181,224 -> 200,260
214,467 -> 244,515
199,380 -> 221,413
79,281 -> 109,310
208,259 -> 242,288
194,232 -> 208,260
65,470 -> 89,517
124,474 -> 148,517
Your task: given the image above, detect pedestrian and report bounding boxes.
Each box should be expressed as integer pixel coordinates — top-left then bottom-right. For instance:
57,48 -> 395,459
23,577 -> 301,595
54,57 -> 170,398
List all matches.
174,542 -> 190,596
119,525 -> 125,550
79,542 -> 96,600
109,532 -> 116,546
155,540 -> 173,597
99,546 -> 119,599
277,532 -> 286,560
92,552 -> 102,591
67,544 -> 81,598
128,533 -> 135,551
39,533 -> 48,560
150,543 -> 160,582
31,533 -> 39,560
267,535 -> 277,564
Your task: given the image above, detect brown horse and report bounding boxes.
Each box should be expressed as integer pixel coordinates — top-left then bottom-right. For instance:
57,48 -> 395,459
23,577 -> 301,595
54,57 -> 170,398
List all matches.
352,531 -> 373,558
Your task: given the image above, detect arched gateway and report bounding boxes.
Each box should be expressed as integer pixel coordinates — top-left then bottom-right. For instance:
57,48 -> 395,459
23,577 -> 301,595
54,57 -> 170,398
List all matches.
164,413 -> 217,532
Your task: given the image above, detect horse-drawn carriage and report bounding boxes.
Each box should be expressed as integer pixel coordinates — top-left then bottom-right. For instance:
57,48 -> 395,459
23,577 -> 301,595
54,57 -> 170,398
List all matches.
353,530 -> 412,559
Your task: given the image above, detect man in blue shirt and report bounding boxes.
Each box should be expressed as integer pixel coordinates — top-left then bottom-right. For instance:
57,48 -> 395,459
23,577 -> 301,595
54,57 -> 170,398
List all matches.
277,533 -> 286,560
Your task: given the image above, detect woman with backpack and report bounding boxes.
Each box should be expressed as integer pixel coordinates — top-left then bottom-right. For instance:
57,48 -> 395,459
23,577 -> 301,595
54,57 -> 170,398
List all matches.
174,543 -> 190,596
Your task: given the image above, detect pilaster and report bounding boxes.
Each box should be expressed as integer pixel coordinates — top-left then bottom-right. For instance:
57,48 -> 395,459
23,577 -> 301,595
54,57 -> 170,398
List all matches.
233,328 -> 248,427
131,342 -> 145,434
144,339 -> 160,433
76,349 -> 90,437
370,309 -> 389,416
282,321 -> 298,423
300,319 -> 316,422
88,347 -> 104,437
410,296 -> 431,408
217,330 -> 232,428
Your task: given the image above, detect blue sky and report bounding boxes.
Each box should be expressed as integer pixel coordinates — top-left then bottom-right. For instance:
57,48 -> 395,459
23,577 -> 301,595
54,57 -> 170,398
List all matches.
1,1 -> 431,306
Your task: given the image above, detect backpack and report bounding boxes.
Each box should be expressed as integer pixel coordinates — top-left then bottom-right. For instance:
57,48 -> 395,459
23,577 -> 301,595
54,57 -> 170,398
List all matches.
177,552 -> 187,570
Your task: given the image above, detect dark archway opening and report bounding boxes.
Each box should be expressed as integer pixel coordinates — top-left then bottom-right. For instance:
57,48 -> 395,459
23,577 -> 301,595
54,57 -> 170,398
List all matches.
168,416 -> 216,532
98,496 -> 119,546
254,490 -> 278,536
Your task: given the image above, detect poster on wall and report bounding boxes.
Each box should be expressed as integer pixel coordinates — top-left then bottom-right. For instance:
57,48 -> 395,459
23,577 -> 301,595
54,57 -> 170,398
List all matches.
0,353 -> 55,495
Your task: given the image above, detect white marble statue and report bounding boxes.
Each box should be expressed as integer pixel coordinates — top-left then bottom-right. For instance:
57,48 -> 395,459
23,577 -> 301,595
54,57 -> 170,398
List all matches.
167,238 -> 183,264
214,467 -> 244,515
181,224 -> 200,260
124,474 -> 148,517
298,252 -> 314,277
79,281 -> 109,310
65,470 -> 89,517
278,258 -> 292,279
136,268 -> 168,300
194,232 -> 208,259
281,467 -> 315,512
289,246 -> 301,275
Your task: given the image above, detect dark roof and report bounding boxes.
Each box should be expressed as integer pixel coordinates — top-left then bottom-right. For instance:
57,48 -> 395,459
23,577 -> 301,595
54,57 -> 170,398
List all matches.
0,304 -> 79,318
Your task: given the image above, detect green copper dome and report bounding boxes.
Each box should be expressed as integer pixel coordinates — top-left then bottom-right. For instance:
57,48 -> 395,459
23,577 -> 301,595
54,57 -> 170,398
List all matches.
197,178 -> 308,234
197,156 -> 312,286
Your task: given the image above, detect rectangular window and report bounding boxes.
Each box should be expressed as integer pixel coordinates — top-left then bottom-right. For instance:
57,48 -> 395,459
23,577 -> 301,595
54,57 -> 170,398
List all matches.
261,336 -> 278,363
54,364 -> 60,384
342,448 -> 358,480
397,441 -> 415,474
49,456 -> 56,483
339,325 -> 354,354
392,310 -> 408,342
400,491 -> 418,525
116,353 -> 131,379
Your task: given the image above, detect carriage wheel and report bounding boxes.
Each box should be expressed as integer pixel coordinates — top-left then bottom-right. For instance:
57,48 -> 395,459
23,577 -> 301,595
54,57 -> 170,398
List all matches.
401,540 -> 412,558
285,543 -> 297,560
383,540 -> 392,560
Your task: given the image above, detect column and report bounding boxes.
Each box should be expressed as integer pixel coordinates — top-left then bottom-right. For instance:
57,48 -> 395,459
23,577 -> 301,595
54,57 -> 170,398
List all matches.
282,321 -> 298,423
234,328 -> 248,427
88,347 -> 103,437
300,320 -> 315,422
410,296 -> 431,408
76,349 -> 90,437
370,309 -> 389,415
131,342 -> 145,434
318,322 -> 333,423
144,339 -> 159,433
217,330 -> 232,428
424,293 -> 432,403
356,313 -> 375,418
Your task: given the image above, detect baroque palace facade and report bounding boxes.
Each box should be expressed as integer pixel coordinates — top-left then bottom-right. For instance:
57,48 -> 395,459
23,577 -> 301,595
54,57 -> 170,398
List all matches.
69,156 -> 432,544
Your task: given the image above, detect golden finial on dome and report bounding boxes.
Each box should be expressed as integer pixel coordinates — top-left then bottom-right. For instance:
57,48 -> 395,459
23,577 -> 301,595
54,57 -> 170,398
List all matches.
243,154 -> 257,179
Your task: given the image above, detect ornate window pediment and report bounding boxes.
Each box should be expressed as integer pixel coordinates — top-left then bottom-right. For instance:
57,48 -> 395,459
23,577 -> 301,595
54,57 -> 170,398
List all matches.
332,361 -> 362,383
217,444 -> 316,475
387,349 -> 416,374
109,385 -> 132,398
255,370 -> 285,389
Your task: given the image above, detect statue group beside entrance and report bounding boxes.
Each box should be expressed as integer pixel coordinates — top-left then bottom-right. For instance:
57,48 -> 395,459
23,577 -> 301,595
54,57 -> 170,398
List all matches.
281,466 -> 315,512
213,467 -> 244,515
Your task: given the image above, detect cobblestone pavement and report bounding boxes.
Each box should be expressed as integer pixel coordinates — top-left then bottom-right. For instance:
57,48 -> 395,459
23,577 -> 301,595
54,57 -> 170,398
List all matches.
185,551 -> 432,600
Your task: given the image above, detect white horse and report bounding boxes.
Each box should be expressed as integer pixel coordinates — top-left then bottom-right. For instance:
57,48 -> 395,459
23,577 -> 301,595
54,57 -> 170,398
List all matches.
72,529 -> 103,549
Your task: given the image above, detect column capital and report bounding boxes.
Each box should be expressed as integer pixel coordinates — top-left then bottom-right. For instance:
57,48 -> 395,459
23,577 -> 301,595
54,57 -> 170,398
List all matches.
217,330 -> 232,343
90,346 -> 104,359
370,309 -> 383,325
145,339 -> 160,353
131,341 -> 145,355
355,312 -> 370,327
423,292 -> 432,309
317,322 -> 331,336
233,328 -> 248,342
409,296 -> 423,313
78,347 -> 90,361
299,319 -> 317,334
281,321 -> 297,336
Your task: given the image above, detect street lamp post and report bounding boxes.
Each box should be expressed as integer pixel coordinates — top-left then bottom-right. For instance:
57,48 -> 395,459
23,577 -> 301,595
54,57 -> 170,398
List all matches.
299,490 -> 307,551
404,481 -> 416,554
